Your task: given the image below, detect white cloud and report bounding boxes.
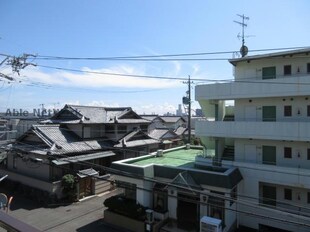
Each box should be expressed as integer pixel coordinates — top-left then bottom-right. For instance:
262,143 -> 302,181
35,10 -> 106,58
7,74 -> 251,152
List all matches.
11,64 -> 183,89
49,100 -> 177,115
134,102 -> 177,115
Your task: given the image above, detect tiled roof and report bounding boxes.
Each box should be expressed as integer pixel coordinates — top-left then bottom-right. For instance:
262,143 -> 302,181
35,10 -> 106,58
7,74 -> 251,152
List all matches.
52,151 -> 116,165
149,128 -> 177,140
159,116 -> 185,123
49,105 -> 149,124
174,126 -> 187,136
16,124 -> 113,155
115,129 -> 160,148
140,115 -> 158,122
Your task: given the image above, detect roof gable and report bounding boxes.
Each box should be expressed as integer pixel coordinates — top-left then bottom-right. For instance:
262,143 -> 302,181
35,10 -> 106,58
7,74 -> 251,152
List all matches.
150,128 -> 177,140
159,116 -> 186,123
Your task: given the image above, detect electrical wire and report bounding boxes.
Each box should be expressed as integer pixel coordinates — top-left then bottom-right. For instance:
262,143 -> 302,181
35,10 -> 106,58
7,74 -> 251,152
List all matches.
33,46 -> 310,60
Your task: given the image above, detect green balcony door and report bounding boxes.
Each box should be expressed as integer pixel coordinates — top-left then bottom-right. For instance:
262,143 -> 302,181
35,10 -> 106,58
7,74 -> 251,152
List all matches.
262,145 -> 276,165
262,66 -> 276,79
262,106 -> 276,122
262,185 -> 277,206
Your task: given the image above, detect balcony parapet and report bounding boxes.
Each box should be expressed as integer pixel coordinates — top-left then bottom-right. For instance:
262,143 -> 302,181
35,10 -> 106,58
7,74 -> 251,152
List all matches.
196,74 -> 310,100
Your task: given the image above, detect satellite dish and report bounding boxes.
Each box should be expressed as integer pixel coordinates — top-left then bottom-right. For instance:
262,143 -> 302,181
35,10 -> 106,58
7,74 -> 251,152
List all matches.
240,45 -> 248,57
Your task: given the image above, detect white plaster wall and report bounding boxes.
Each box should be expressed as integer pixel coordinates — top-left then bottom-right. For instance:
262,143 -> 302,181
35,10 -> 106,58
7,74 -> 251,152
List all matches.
235,97 -> 310,122
7,153 -> 50,181
136,180 -> 153,208
234,55 -> 310,80
167,188 -> 177,219
235,139 -> 310,169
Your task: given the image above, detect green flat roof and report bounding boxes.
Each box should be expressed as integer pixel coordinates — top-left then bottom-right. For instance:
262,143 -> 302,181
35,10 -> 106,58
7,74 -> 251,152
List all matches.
127,148 -> 200,168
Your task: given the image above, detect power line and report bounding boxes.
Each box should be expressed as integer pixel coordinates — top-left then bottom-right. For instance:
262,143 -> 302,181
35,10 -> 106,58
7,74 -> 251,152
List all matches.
33,46 -> 310,60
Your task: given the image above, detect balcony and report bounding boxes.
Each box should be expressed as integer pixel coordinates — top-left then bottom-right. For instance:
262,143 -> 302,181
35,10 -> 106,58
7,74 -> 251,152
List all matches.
195,120 -> 310,141
195,74 -> 310,101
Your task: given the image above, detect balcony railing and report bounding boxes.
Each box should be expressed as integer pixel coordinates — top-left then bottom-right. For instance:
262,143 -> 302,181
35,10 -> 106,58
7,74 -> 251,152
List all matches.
195,121 -> 310,141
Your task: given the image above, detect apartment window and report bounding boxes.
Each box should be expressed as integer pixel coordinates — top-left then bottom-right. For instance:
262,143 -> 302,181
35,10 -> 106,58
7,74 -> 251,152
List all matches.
307,149 -> 310,160
307,105 -> 310,117
284,188 -> 292,200
284,106 -> 292,117
284,65 -> 292,75
262,66 -> 276,79
284,147 -> 292,159
307,63 -> 310,73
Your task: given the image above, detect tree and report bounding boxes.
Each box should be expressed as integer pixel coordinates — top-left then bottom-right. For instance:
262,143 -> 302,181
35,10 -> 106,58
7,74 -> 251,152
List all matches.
61,174 -> 77,202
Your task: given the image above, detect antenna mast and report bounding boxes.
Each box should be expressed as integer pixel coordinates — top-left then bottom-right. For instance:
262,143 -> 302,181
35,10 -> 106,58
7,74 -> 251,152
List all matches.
234,14 -> 249,57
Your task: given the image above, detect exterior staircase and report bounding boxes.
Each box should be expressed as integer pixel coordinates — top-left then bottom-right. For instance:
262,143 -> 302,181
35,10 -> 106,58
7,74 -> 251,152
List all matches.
222,146 -> 235,161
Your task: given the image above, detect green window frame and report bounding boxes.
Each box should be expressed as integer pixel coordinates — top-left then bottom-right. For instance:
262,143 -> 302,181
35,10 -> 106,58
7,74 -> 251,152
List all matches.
262,145 -> 276,165
262,66 -> 276,79
262,106 -> 276,122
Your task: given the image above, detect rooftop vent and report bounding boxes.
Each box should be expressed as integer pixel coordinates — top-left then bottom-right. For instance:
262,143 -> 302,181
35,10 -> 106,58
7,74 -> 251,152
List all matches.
157,149 -> 163,157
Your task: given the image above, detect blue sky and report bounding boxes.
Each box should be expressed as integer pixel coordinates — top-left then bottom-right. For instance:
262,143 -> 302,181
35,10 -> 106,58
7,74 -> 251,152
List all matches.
0,0 -> 309,114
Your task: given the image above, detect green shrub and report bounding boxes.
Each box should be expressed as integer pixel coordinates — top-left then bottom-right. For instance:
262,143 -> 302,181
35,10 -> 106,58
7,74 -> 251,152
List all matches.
104,195 -> 146,220
61,174 -> 77,202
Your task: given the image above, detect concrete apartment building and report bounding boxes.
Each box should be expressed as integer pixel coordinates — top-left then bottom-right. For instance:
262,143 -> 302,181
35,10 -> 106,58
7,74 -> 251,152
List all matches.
195,48 -> 310,232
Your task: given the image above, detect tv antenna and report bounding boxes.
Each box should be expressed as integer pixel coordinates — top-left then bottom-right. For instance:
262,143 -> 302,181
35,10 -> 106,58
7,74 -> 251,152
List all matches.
234,14 -> 250,57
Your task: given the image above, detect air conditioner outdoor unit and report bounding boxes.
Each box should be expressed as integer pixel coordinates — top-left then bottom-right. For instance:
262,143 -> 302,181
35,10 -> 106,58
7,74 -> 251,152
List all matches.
200,216 -> 222,232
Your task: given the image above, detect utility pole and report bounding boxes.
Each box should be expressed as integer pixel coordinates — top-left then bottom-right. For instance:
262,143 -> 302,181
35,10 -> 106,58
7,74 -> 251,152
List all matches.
183,75 -> 193,144
0,53 -> 36,82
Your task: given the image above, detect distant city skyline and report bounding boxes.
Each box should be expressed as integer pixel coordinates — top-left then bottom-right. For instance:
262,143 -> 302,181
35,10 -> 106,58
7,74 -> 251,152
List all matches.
0,0 -> 309,114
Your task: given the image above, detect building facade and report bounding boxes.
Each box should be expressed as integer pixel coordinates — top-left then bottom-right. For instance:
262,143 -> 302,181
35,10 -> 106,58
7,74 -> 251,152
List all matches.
110,145 -> 242,232
0,105 -> 160,199
195,48 -> 310,232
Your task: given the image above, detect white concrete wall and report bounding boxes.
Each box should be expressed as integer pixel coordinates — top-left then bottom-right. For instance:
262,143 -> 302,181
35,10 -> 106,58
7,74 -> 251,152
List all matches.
167,188 -> 177,219
0,169 -> 62,198
196,74 -> 310,101
136,180 -> 153,208
235,97 -> 310,122
234,139 -> 310,169
196,120 -> 310,142
234,55 -> 310,80
7,153 -> 50,181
